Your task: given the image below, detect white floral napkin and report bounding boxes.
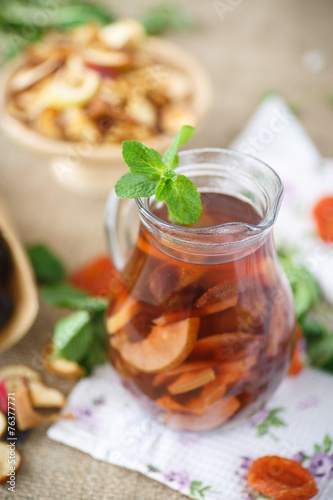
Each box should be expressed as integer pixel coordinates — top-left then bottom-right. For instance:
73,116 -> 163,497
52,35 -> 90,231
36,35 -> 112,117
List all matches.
48,96 -> 333,499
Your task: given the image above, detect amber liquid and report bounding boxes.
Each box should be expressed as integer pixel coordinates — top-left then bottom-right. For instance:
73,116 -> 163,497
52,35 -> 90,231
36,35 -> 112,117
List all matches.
107,193 -> 295,431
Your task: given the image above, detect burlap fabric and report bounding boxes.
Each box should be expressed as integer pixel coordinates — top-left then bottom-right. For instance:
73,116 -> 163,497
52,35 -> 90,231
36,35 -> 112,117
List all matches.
1,1 -> 332,498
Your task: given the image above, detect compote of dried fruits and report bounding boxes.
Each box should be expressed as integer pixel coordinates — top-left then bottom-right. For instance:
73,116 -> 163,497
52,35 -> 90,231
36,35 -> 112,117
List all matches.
106,149 -> 295,431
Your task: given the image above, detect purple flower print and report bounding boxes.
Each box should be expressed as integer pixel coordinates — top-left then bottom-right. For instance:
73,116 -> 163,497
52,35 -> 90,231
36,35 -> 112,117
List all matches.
163,470 -> 190,492
248,409 -> 269,427
308,453 -> 333,480
297,395 -> 320,410
75,406 -> 96,431
93,395 -> 105,406
292,452 -> 306,463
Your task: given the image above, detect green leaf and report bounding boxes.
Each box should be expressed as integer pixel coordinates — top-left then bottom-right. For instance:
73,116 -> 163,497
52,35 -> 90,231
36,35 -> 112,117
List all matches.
162,174 -> 202,224
115,172 -> 160,199
314,443 -> 322,453
122,140 -> 165,175
323,434 -> 332,453
53,310 -> 93,362
140,4 -> 195,35
307,336 -> 333,368
41,282 -> 107,312
163,125 -> 195,168
257,422 -> 269,437
155,177 -> 173,202
27,243 -> 65,284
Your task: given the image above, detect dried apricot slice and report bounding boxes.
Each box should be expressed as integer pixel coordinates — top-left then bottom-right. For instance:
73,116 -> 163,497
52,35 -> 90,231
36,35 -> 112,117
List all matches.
313,196 -> 333,242
114,317 -> 200,373
149,262 -> 204,304
247,456 -> 318,500
106,296 -> 141,334
167,368 -> 215,395
190,333 -> 262,361
70,255 -> 117,297
161,395 -> 240,431
194,281 -> 238,315
152,361 -> 216,387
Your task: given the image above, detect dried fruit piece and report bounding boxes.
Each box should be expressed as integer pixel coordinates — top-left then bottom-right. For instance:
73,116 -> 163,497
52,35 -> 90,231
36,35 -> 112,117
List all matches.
194,281 -> 239,316
0,411 -> 6,439
0,365 -> 41,383
43,346 -> 85,379
313,196 -> 333,242
0,442 -> 22,484
288,325 -> 304,377
34,108 -> 63,140
247,456 -> 318,500
259,257 -> 279,288
161,396 -> 240,431
113,317 -> 200,373
28,381 -> 66,409
82,47 -> 131,68
216,355 -> 257,374
15,384 -> 74,431
9,58 -> 62,93
199,376 -> 227,405
152,361 -> 216,387
160,105 -> 197,134
106,296 -> 141,334
126,98 -> 157,128
149,262 -> 204,304
70,255 -> 117,297
190,333 -> 262,361
155,395 -> 188,412
167,368 -> 215,395
100,19 -> 145,49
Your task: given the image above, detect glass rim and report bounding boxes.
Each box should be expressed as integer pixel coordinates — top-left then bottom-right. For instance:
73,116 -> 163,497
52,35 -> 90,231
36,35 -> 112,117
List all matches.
135,147 -> 283,240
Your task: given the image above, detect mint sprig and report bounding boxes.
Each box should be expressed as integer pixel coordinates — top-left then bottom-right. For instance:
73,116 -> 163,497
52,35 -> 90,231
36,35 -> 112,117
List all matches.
115,125 -> 202,225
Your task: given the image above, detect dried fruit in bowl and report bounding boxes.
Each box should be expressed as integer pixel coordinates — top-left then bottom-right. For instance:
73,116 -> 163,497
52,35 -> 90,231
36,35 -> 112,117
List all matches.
247,456 -> 318,500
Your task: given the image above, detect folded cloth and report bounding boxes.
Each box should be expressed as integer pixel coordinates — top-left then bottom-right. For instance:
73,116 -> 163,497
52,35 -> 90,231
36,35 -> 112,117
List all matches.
48,96 -> 333,499
48,364 -> 333,499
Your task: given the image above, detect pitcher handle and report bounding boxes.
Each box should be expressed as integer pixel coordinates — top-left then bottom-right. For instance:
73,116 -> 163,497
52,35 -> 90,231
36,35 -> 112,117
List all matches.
105,190 -> 139,272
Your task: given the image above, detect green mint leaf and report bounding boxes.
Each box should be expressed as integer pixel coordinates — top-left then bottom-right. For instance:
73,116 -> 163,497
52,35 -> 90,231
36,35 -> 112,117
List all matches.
155,177 -> 173,202
163,125 -> 195,168
162,174 -> 202,224
41,282 -> 107,312
115,172 -> 160,199
27,243 -> 65,284
53,310 -> 93,362
122,140 -> 165,175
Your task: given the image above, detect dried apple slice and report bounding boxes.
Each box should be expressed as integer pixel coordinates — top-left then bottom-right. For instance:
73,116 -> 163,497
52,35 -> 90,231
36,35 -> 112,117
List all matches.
0,442 -> 22,485
0,365 -> 41,384
152,361 -> 216,387
149,262 -> 204,304
161,396 -> 240,431
43,345 -> 85,379
15,384 -> 73,431
106,296 -> 141,334
28,381 -> 66,409
190,332 -> 262,361
167,368 -> 215,395
160,105 -> 197,134
9,58 -> 62,93
82,47 -> 131,68
216,355 -> 257,374
194,281 -> 239,316
0,411 -> 6,439
100,19 -> 145,49
44,65 -> 100,109
34,108 -> 62,140
114,317 -> 200,373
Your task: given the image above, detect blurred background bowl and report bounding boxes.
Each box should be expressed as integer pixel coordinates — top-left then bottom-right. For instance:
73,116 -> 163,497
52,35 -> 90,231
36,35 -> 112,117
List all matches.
0,37 -> 212,199
0,194 -> 39,353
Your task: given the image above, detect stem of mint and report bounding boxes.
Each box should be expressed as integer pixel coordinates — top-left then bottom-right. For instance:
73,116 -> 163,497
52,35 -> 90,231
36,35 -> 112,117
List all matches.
115,125 -> 202,225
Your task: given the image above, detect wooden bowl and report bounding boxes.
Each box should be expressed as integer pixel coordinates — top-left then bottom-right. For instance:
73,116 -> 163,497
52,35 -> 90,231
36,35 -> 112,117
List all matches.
0,38 -> 212,199
0,195 -> 39,353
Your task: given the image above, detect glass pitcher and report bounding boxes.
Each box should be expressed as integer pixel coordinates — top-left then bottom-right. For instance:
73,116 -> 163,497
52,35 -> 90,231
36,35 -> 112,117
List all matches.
105,149 -> 295,432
